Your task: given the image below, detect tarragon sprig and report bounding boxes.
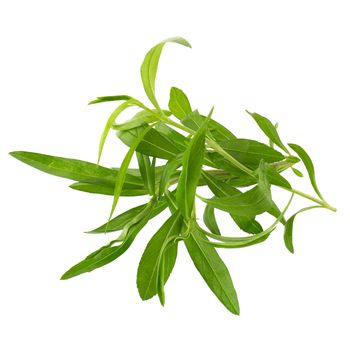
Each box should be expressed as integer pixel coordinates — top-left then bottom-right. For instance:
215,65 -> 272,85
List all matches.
10,37 -> 336,315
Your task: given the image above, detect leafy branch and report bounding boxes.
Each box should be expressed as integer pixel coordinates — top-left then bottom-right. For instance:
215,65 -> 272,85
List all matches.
10,36 -> 336,315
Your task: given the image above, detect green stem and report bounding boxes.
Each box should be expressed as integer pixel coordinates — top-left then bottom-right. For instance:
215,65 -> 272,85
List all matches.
284,188 -> 337,212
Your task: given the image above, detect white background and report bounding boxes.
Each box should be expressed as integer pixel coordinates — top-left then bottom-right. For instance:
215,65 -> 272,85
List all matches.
1,1 -> 349,349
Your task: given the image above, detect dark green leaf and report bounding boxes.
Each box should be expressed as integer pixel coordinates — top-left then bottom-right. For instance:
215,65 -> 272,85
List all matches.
206,152 -> 248,177
185,225 -> 239,315
288,143 -> 323,200
176,112 -> 211,218
141,37 -> 191,110
118,126 -> 181,159
200,161 -> 273,217
182,110 -> 237,142
69,182 -> 148,196
202,171 -> 263,234
246,110 -> 289,154
9,151 -> 143,187
137,211 -> 182,300
203,194 -> 293,248
88,199 -> 168,233
61,200 -> 156,279
168,87 -> 192,120
219,138 -> 285,168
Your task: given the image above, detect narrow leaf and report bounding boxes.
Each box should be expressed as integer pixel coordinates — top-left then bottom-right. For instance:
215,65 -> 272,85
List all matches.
88,198 -> 167,233
113,109 -> 157,131
203,194 -> 293,248
69,182 -> 148,196
97,99 -> 135,163
292,167 -> 304,177
219,138 -> 285,167
118,125 -> 181,159
284,214 -> 296,253
246,111 -> 289,154
176,111 -> 211,218
9,151 -> 143,187
288,143 -> 323,200
158,155 -> 182,197
185,225 -> 239,315
203,203 -> 221,235
202,171 -> 263,234
61,200 -> 155,279
200,161 -> 273,217
141,37 -> 191,109
137,152 -> 155,195
283,205 -> 323,253
137,212 -> 182,300
109,126 -> 152,221
88,95 -> 131,105
154,123 -> 188,151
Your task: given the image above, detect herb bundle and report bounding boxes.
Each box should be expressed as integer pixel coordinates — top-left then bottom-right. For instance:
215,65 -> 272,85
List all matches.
10,37 -> 336,315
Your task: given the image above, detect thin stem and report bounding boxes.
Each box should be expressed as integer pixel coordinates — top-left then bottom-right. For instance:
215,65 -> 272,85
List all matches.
284,188 -> 337,212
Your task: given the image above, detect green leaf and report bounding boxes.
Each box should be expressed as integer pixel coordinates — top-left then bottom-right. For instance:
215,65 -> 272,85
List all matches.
9,151 -> 143,188
61,200 -> 156,279
182,110 -> 236,142
136,153 -> 155,195
288,143 -> 323,200
108,125 -> 152,221
200,161 -> 273,217
202,194 -> 293,248
206,152 -> 247,178
88,198 -> 168,233
246,111 -> 289,154
154,123 -> 188,151
137,211 -> 182,300
158,155 -> 182,197
97,99 -> 136,163
284,214 -> 296,253
202,171 -> 263,234
292,167 -> 304,177
219,138 -> 285,168
118,125 -> 181,159
176,111 -> 211,218
200,225 -> 272,249
88,95 -> 132,105
69,182 -> 148,196
112,109 -> 158,131
168,87 -> 192,120
283,205 -> 322,253
203,202 -> 221,235
222,163 -> 291,190
185,225 -> 239,315
141,37 -> 191,110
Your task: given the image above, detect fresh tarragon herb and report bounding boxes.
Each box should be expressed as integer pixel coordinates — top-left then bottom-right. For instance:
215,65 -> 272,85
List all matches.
9,37 -> 336,315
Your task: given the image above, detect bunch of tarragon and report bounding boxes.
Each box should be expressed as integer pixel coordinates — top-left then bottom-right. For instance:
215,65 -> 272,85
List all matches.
10,37 -> 336,315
